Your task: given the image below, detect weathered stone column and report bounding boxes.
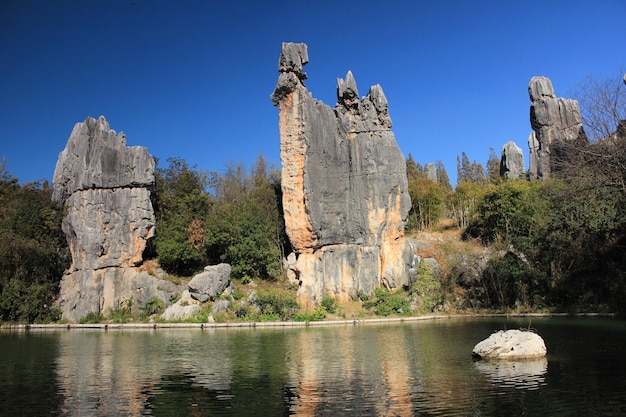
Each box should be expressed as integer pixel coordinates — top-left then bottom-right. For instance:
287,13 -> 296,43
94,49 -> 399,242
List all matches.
53,116 -> 179,321
528,76 -> 587,179
271,43 -> 415,306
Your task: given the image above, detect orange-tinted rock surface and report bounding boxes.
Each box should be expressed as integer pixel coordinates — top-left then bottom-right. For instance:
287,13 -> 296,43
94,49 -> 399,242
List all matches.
271,43 -> 415,306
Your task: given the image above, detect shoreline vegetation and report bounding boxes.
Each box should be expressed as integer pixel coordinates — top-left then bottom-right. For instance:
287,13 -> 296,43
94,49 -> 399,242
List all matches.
1,312 -> 617,332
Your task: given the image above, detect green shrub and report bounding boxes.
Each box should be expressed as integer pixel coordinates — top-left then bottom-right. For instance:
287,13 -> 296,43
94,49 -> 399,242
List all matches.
320,297 -> 338,314
253,289 -> 299,320
78,311 -> 104,324
181,306 -> 212,323
410,262 -> 444,313
107,299 -> 133,323
292,306 -> 327,322
364,287 -> 411,316
357,290 -> 370,302
231,287 -> 245,300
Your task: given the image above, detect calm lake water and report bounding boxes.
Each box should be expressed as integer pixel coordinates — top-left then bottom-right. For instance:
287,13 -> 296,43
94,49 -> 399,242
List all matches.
1,317 -> 625,416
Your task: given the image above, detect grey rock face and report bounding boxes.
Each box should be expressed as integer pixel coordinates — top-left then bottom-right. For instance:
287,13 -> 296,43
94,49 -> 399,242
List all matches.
57,268 -> 180,321
271,42 -> 414,307
188,263 -> 232,302
161,302 -> 201,321
528,76 -> 587,179
52,116 -> 154,203
500,141 -> 525,179
425,163 -> 438,182
62,187 -> 154,270
211,299 -> 230,314
53,116 -> 172,322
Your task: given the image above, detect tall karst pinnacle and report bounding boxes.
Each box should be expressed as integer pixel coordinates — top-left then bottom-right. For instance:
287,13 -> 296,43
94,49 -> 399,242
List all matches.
528,76 -> 587,179
271,42 -> 415,306
53,116 -> 178,321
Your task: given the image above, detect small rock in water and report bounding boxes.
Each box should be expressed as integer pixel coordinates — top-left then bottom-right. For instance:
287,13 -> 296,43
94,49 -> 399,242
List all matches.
472,329 -> 547,360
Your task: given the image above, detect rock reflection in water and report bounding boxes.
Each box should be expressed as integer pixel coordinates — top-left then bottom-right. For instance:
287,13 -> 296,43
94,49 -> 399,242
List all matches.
474,358 -> 548,390
285,326 -> 415,416
54,330 -> 234,416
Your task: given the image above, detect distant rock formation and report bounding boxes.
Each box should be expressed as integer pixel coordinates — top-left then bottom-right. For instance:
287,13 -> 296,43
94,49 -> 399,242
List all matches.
499,141 -> 525,179
425,163 -> 438,182
528,132 -> 539,178
53,116 -> 179,321
528,76 -> 587,179
271,42 -> 415,306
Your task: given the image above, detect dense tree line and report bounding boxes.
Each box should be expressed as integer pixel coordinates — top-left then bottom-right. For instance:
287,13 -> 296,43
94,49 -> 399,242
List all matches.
0,160 -> 69,323
150,155 -> 289,280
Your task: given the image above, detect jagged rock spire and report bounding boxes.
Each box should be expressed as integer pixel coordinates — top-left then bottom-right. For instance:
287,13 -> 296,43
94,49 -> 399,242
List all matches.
271,42 -> 415,306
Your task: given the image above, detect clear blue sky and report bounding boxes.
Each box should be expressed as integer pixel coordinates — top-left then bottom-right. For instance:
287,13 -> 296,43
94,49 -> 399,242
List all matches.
1,0 -> 624,186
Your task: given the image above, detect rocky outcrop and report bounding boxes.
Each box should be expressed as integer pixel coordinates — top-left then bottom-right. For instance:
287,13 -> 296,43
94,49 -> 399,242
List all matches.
425,163 -> 438,182
500,141 -> 525,179
529,76 -> 587,179
271,42 -> 415,307
188,263 -> 233,302
53,116 -> 179,321
161,290 -> 202,321
472,329 -> 547,360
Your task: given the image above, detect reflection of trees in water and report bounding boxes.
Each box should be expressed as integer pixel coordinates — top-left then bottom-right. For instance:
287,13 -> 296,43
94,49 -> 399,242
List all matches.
1,334 -> 64,416
147,372 -> 292,416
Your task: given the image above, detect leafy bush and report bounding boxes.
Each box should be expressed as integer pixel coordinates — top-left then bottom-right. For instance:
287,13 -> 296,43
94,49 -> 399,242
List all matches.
292,306 -> 327,322
252,289 -> 299,320
320,297 -> 338,314
231,286 -> 245,300
78,311 -> 104,324
410,262 -> 444,313
180,306 -> 212,323
363,287 -> 411,316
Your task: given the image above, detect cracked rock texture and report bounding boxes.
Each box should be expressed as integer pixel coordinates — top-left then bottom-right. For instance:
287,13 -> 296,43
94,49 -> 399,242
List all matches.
528,76 -> 587,179
53,116 -> 178,321
271,42 -> 415,307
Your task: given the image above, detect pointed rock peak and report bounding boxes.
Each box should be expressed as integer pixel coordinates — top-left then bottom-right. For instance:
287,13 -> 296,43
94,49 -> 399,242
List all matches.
368,84 -> 388,111
278,42 -> 308,79
529,76 -> 556,101
502,140 -> 522,152
337,70 -> 359,102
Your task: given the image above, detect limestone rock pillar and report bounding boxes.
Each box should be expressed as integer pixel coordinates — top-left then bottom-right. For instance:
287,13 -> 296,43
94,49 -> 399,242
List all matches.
271,43 -> 415,306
